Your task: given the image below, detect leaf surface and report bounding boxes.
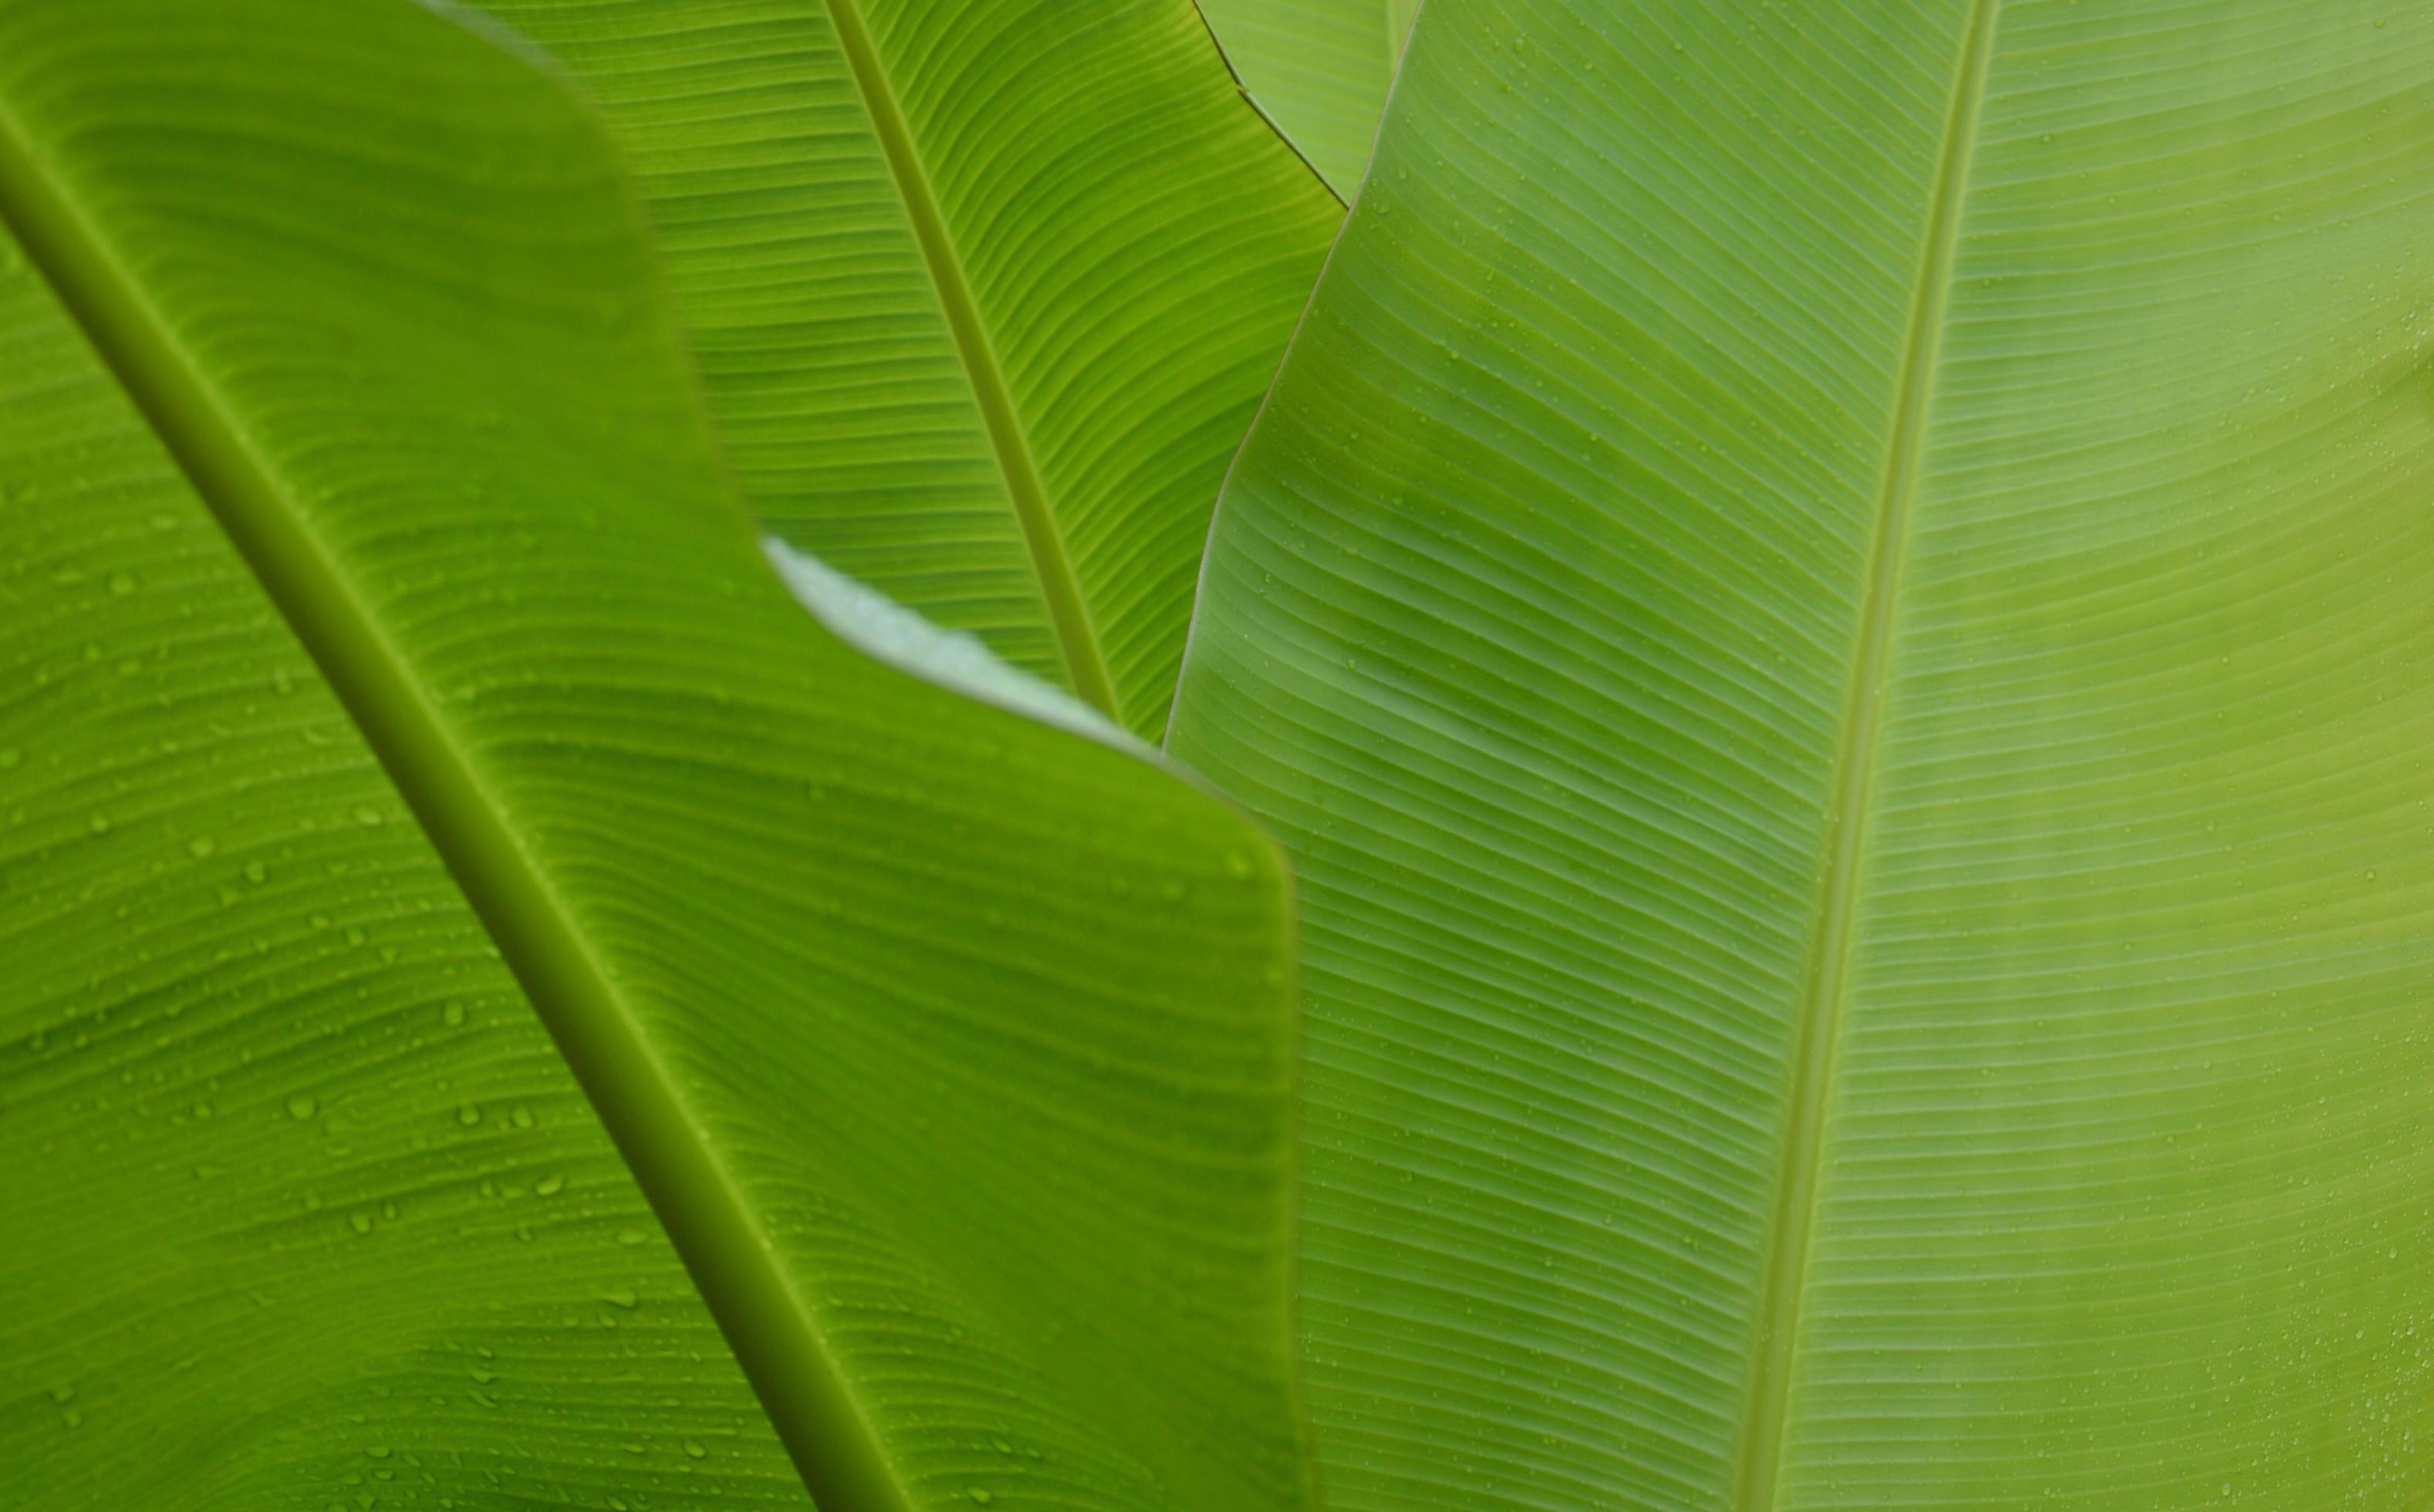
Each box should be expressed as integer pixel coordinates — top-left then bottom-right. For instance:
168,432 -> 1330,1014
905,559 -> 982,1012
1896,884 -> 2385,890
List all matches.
0,3 -> 1308,1508
469,0 -> 1344,737
1197,0 -> 1409,194
1168,1 -> 2434,1507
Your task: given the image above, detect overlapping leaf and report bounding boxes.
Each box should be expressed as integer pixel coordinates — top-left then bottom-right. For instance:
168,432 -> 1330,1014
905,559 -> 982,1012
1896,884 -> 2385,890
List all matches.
1197,0 -> 1411,193
0,2 -> 1307,1507
471,0 -> 1344,737
1170,1 -> 2434,1506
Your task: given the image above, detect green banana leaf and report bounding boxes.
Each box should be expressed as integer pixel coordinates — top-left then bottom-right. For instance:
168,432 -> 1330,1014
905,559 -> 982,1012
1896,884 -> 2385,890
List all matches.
0,2 -> 1308,1509
465,0 -> 1343,740
1168,0 -> 2434,1507
1196,0 -> 1410,195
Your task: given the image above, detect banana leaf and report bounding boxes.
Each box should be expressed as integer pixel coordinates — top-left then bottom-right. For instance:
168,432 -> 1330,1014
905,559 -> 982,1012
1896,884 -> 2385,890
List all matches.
1196,0 -> 1411,195
467,0 -> 1344,739
0,2 -> 1308,1508
1168,0 -> 2434,1506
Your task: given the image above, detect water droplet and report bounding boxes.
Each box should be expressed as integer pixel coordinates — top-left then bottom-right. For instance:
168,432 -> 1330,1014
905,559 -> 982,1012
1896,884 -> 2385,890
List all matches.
49,1384 -> 74,1405
535,1173 -> 565,1196
186,835 -> 218,859
615,1227 -> 648,1247
107,572 -> 136,596
968,1489 -> 993,1504
510,1105 -> 534,1129
601,1286 -> 638,1310
1224,851 -> 1254,880
287,1095 -> 318,1120
87,812 -> 110,835
243,861 -> 267,885
348,1212 -> 373,1236
351,804 -> 383,828
443,1002 -> 467,1028
456,1102 -> 481,1126
683,1438 -> 707,1460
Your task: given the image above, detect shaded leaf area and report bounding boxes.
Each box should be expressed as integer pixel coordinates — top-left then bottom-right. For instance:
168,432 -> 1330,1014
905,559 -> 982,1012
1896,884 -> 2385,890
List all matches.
1170,0 -> 2434,1507
474,0 -> 1344,737
0,2 -> 1306,1509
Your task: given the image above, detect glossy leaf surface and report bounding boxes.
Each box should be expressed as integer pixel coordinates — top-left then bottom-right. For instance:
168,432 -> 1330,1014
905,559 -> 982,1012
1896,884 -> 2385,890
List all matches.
1169,1 -> 2434,1507
0,2 -> 1307,1508
471,0 -> 1344,737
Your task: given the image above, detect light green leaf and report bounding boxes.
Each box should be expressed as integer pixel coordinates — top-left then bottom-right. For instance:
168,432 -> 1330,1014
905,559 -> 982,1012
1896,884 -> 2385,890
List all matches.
466,0 -> 1343,740
1168,1 -> 2434,1507
1197,0 -> 1409,194
0,3 -> 1306,1510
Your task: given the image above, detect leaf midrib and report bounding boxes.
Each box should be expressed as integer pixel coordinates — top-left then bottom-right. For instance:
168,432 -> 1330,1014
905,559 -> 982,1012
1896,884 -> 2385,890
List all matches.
1728,2 -> 2003,1507
818,0 -> 1123,724
0,79 -> 913,1512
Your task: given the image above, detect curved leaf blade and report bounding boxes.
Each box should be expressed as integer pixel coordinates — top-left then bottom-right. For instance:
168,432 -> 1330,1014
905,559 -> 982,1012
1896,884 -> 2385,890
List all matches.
1170,0 -> 2434,1507
471,0 -> 1345,737
0,2 -> 1308,1508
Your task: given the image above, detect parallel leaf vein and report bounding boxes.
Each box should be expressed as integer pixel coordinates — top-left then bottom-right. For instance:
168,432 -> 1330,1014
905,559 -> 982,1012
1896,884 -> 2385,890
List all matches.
1730,2 -> 2001,1507
818,0 -> 1122,721
0,82 -> 913,1512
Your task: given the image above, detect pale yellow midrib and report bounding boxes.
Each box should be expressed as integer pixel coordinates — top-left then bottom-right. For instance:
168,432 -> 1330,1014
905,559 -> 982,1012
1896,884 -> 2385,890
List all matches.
1728,2 -> 2003,1507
